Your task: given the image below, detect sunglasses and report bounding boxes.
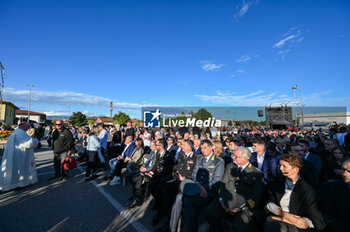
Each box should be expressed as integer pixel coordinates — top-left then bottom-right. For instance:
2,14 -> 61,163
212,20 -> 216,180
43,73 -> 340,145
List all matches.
56,124 -> 62,126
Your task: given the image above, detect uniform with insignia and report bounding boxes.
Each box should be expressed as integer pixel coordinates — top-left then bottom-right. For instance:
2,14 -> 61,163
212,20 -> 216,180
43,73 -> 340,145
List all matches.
203,162 -> 265,232
154,152 -> 197,222
181,154 -> 225,232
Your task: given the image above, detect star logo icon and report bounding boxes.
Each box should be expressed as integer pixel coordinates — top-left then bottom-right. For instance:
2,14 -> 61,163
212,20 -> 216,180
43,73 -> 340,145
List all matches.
150,109 -> 161,121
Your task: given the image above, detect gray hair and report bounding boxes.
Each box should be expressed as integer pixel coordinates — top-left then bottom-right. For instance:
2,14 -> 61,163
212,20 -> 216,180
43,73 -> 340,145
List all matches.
235,146 -> 252,159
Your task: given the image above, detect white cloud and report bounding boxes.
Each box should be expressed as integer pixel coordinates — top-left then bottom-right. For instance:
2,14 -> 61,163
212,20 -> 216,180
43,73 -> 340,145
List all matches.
3,87 -> 144,110
272,27 -> 304,60
236,55 -> 251,63
235,69 -> 245,73
200,60 -> 225,71
195,89 -> 348,107
195,90 -> 286,106
231,74 -> 236,78
273,35 -> 296,48
234,1 -> 253,20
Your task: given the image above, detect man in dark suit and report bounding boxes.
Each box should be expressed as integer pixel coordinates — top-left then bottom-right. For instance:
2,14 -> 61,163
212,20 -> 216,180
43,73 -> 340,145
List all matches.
128,139 -> 174,208
203,146 -> 265,232
193,138 -> 201,155
250,138 -> 277,183
166,136 -> 178,159
151,139 -> 197,228
289,144 -> 321,189
179,139 -> 225,232
298,139 -> 322,175
321,159 -> 350,232
108,136 -> 136,185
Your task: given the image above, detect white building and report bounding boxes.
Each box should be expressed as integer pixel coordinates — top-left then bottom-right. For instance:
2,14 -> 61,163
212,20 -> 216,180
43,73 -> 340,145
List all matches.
16,110 -> 47,124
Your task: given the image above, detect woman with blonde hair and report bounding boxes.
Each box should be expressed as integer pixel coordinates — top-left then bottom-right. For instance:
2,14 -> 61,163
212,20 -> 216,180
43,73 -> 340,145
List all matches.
212,139 -> 223,157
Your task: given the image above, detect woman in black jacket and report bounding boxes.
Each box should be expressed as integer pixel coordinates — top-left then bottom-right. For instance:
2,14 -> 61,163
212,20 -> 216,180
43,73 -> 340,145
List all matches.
264,154 -> 325,232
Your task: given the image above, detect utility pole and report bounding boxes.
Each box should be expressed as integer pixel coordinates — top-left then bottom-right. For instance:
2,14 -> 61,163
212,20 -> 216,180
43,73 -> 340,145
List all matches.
27,84 -> 34,122
0,62 -> 4,124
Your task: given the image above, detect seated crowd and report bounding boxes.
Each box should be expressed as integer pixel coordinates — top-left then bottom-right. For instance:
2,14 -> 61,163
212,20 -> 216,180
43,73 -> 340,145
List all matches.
73,121 -> 350,232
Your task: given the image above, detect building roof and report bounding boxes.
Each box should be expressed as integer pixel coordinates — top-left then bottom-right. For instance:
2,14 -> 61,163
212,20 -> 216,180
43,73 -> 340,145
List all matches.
16,110 -> 46,116
96,117 -> 114,122
1,100 -> 19,110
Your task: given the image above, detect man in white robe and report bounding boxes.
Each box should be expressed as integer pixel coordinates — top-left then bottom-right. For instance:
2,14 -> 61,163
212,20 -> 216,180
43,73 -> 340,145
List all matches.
0,122 -> 38,192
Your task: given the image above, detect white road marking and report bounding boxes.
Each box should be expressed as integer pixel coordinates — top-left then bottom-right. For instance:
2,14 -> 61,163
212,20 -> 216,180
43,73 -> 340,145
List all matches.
77,166 -> 149,232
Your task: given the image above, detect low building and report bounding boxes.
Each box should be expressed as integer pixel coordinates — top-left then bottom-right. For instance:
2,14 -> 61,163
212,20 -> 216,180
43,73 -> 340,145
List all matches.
16,110 -> 47,124
300,112 -> 350,126
96,117 -> 114,126
0,100 -> 19,125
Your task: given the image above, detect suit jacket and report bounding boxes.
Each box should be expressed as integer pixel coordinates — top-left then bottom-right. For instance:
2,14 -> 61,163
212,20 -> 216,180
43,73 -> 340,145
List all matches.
300,160 -> 321,190
127,147 -> 144,170
305,153 -> 322,175
151,150 -> 174,179
194,147 -> 202,156
249,152 -> 277,183
192,154 -> 225,192
167,144 -> 178,159
121,143 -> 136,159
219,163 -> 264,213
321,180 -> 350,232
265,176 -> 325,231
344,133 -> 350,152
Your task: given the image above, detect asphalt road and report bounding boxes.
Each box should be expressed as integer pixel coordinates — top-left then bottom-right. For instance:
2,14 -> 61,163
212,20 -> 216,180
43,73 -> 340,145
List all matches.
0,142 -> 156,232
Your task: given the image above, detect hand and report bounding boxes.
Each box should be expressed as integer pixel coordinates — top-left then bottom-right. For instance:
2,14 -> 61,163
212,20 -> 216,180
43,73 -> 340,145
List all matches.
198,184 -> 207,198
117,156 -> 122,160
219,199 -> 239,215
124,157 -> 131,162
146,173 -> 153,178
178,172 -> 184,181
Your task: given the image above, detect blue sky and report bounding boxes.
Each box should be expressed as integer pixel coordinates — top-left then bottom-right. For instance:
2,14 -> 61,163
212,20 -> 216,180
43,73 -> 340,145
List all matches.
1,0 -> 349,119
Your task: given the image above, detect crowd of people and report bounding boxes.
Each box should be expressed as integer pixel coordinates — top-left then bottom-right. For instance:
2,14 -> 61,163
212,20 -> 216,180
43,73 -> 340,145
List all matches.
66,121 -> 349,232
1,120 -> 350,232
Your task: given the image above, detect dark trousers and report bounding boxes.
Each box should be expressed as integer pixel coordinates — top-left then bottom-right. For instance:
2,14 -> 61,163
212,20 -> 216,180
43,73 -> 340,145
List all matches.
114,160 -> 127,177
264,220 -> 299,232
182,191 -> 216,232
157,180 -> 180,218
203,197 -> 256,232
54,152 -> 68,177
86,150 -> 98,177
132,174 -> 148,203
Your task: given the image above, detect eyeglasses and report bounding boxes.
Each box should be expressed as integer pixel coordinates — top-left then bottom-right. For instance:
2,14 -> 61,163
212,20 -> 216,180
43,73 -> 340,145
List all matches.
342,168 -> 350,174
56,124 -> 62,126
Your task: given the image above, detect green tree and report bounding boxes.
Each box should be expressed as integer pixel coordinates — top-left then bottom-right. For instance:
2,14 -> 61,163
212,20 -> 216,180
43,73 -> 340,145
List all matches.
69,112 -> 88,127
51,118 -> 57,125
87,118 -> 97,125
228,120 -> 233,127
194,108 -> 212,121
113,111 -> 131,125
176,112 -> 188,122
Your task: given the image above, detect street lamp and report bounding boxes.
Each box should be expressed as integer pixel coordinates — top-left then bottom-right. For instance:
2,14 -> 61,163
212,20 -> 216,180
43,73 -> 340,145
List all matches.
291,85 -> 298,126
27,84 -> 34,122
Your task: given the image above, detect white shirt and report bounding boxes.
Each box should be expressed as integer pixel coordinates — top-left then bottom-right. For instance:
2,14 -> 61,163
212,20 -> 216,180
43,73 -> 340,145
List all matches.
238,162 -> 250,172
279,179 -> 314,229
121,143 -> 131,158
143,132 -> 151,147
257,152 -> 265,170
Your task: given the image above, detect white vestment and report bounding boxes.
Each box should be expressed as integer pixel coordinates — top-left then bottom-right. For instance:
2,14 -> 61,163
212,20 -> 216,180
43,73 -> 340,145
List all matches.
0,128 -> 38,191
